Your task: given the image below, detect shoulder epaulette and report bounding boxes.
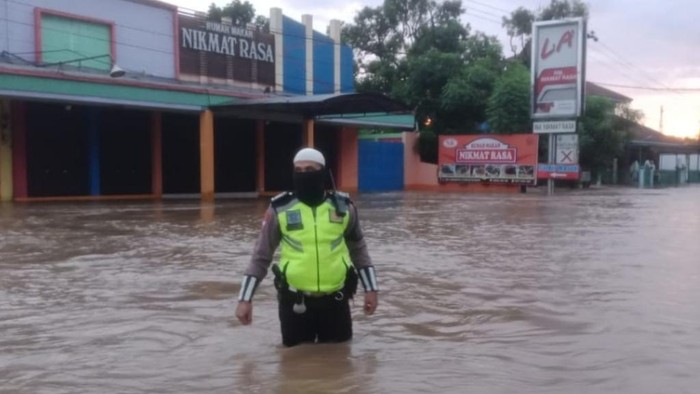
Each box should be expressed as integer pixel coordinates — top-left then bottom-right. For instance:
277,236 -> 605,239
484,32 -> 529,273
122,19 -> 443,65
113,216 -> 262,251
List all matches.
333,191 -> 352,202
329,190 -> 351,216
270,192 -> 295,209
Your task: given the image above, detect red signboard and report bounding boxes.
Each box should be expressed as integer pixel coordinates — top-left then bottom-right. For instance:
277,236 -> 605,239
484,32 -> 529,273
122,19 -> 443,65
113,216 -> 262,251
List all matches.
439,134 -> 539,185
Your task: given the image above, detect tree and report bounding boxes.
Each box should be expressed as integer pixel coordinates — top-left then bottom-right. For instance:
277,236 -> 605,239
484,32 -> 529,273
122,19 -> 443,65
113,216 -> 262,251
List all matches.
486,62 -> 531,134
343,0 -> 506,162
578,97 -> 633,179
206,1 -> 256,26
501,7 -> 534,57
343,0 -> 465,82
502,0 -> 588,65
539,0 -> 589,20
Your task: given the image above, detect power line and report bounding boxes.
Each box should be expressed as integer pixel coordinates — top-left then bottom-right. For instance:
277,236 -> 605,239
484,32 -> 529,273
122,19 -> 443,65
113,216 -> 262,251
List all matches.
463,11 -> 502,25
464,4 -> 504,20
593,40 -> 681,96
3,0 -> 346,56
587,47 -> 659,89
0,20 -> 344,89
5,0 -> 175,39
590,82 -> 700,93
464,0 -> 511,14
0,16 -> 175,56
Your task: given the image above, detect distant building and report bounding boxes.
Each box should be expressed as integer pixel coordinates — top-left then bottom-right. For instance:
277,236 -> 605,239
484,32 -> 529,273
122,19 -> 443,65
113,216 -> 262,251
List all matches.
586,81 -> 700,185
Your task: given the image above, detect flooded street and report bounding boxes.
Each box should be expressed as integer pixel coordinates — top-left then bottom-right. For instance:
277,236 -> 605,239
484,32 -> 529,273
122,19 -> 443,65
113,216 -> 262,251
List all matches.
1,187 -> 700,393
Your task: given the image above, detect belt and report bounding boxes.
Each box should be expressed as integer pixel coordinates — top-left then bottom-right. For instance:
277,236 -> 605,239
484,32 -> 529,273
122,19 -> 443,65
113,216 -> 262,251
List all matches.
287,286 -> 344,299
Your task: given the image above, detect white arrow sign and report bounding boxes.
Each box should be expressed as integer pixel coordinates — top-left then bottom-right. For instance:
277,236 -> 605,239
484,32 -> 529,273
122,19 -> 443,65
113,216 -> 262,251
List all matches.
549,172 -> 568,178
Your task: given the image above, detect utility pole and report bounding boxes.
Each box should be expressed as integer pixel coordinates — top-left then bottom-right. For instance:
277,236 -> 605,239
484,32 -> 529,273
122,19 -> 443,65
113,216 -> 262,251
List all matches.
659,105 -> 664,133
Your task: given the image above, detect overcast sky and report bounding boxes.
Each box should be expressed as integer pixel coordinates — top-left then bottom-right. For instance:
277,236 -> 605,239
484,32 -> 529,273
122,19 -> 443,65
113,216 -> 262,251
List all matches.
167,0 -> 700,138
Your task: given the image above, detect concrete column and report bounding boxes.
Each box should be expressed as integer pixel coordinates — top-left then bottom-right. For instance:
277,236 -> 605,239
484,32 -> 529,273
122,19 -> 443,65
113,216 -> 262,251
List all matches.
329,20 -> 342,94
87,108 -> 100,196
0,100 -> 12,201
302,14 -> 313,95
151,112 -> 163,197
338,127 -> 358,192
10,102 -> 27,199
303,118 -> 315,148
270,8 -> 284,93
256,120 -> 266,194
199,109 -> 215,201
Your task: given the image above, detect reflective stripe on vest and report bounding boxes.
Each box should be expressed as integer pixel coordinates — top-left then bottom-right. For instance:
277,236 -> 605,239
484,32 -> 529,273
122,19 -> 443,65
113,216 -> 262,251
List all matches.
277,197 -> 350,292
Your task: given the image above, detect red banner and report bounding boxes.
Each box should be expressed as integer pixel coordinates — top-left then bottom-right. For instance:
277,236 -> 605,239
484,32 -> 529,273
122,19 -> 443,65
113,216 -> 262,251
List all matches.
439,134 -> 539,185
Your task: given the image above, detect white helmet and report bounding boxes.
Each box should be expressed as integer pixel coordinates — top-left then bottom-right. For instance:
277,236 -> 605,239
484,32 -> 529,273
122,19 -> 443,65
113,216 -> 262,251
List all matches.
293,148 -> 326,167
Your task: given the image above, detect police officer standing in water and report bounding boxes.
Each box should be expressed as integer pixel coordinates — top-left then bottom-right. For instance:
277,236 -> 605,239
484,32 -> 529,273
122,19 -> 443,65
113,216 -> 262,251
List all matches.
235,147 -> 379,347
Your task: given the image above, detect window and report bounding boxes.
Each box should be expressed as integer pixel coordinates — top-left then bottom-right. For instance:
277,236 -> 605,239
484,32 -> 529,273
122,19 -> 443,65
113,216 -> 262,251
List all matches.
38,10 -> 113,72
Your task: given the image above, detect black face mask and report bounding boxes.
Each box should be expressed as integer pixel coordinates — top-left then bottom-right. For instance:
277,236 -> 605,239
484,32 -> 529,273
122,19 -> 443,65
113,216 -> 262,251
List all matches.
293,169 -> 327,207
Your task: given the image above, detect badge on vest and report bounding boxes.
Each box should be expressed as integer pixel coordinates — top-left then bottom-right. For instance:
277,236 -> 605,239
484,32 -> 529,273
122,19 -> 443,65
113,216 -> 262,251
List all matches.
286,210 -> 303,231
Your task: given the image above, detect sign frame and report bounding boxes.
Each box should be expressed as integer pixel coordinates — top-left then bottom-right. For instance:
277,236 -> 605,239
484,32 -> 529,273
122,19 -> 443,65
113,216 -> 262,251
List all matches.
533,120 -> 577,134
438,134 -> 540,186
555,134 -> 579,164
537,164 -> 580,180
531,18 -> 585,120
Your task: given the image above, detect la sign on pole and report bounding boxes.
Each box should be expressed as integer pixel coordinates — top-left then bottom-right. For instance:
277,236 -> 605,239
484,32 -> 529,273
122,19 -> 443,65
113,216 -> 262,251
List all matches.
531,18 -> 585,119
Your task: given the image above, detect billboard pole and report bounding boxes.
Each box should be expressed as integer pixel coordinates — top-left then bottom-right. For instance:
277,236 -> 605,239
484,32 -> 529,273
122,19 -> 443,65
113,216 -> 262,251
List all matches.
531,17 -> 586,196
548,134 -> 555,195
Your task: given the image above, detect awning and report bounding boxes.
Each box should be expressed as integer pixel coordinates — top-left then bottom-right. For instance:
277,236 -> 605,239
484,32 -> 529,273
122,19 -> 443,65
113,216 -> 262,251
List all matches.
628,139 -> 700,153
316,112 -> 416,130
0,72 -> 242,112
210,92 -> 413,127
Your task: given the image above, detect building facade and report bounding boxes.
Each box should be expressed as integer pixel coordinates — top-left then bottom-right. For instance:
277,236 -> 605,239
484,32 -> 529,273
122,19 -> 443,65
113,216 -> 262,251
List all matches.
0,0 -> 408,202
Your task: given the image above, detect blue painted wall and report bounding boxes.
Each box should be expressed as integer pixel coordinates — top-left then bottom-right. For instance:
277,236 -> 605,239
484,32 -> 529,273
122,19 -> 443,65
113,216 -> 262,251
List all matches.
358,140 -> 404,192
313,31 -> 334,94
87,107 -> 100,196
282,16 -> 306,94
340,45 -> 354,93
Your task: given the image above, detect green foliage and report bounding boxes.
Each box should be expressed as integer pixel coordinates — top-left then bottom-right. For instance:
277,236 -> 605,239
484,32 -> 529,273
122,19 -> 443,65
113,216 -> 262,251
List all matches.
502,0 -> 589,65
440,58 -> 500,131
206,1 -> 256,26
501,7 -> 534,56
539,0 -> 589,20
417,129 -> 438,164
410,20 -> 468,56
343,0 -> 629,170
578,97 -> 633,177
486,62 -> 531,134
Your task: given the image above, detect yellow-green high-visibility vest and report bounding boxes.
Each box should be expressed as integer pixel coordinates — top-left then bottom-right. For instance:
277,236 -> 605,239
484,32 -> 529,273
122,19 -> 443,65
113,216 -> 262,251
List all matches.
276,195 -> 351,293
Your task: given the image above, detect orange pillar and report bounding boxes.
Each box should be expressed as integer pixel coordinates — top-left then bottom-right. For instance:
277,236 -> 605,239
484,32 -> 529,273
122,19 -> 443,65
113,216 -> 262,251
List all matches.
151,112 -> 163,197
303,118 -> 315,148
0,100 -> 12,202
256,120 -> 265,194
338,127 -> 359,192
199,109 -> 215,201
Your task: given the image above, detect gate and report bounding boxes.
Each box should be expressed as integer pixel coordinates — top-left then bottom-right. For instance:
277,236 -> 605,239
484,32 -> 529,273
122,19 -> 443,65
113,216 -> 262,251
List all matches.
358,140 -> 404,192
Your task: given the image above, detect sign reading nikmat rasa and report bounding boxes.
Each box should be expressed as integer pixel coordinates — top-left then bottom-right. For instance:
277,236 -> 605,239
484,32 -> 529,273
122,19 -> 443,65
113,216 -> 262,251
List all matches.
438,134 -> 540,185
179,16 -> 275,86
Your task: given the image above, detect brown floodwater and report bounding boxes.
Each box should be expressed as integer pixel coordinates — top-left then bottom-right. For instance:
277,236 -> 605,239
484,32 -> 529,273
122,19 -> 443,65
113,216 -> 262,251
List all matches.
1,186 -> 700,393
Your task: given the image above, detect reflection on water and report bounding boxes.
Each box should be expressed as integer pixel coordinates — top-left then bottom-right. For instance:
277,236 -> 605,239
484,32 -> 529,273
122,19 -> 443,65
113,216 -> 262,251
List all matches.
1,187 -> 700,393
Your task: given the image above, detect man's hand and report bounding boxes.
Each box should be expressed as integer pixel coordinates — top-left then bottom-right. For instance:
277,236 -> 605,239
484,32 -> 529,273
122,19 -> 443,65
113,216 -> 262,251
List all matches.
236,301 -> 253,325
364,291 -> 378,315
